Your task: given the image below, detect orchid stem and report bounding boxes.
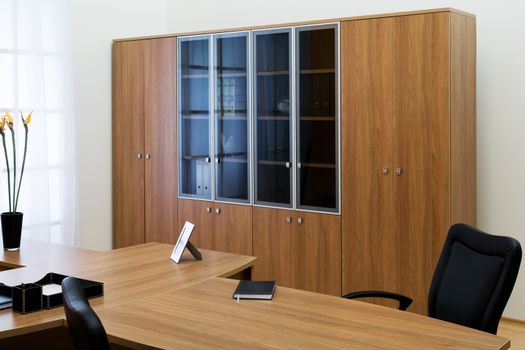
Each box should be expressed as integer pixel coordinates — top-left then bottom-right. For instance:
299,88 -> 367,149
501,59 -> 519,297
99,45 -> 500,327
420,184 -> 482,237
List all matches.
1,134 -> 11,213
10,127 -> 16,214
14,125 -> 28,212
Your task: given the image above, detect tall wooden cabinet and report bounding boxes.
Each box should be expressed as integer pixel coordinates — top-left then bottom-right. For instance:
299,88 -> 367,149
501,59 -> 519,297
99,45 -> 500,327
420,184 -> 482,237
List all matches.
113,38 -> 178,248
113,8 -> 476,314
341,12 -> 476,313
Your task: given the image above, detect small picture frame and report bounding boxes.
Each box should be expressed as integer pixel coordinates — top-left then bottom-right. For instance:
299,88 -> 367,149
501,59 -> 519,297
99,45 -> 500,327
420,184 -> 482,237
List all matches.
171,221 -> 201,263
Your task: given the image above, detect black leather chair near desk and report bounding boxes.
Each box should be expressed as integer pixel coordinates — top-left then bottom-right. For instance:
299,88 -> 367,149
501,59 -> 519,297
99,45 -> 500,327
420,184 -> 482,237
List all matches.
344,223 -> 522,334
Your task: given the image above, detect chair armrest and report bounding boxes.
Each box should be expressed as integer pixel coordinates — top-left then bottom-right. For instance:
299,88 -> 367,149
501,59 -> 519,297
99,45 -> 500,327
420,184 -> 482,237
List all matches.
342,291 -> 413,311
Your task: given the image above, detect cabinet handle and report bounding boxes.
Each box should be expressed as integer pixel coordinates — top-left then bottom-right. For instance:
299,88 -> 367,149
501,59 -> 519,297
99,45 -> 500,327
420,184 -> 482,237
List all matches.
215,157 -> 221,164
205,207 -> 211,213
297,217 -> 303,224
297,162 -> 302,169
137,153 -> 142,160
286,216 -> 292,223
285,162 -> 291,168
145,154 -> 151,160
395,167 -> 402,175
205,157 -> 211,163
215,208 -> 221,214
383,167 -> 389,175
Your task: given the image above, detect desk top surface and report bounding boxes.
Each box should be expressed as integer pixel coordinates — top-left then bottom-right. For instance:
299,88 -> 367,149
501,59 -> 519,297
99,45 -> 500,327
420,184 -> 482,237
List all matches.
0,239 -> 255,338
0,240 -> 511,350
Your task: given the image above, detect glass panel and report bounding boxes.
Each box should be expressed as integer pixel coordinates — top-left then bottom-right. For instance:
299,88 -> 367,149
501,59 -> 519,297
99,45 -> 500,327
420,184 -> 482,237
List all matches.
296,26 -> 338,211
178,36 -> 212,199
0,0 -> 15,50
254,29 -> 292,207
214,33 -> 249,202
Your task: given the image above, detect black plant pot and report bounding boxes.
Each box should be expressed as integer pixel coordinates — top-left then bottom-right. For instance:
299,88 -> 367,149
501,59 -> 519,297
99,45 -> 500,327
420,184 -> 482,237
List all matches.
1,212 -> 23,251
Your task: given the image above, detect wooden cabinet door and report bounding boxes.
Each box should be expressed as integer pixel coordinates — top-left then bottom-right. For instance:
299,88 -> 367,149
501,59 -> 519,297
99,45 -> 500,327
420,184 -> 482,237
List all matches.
253,208 -> 340,296
113,40 -> 145,248
144,38 -> 178,244
213,203 -> 252,255
393,13 -> 450,313
295,212 -> 341,296
341,18 -> 399,306
178,199 -> 214,250
252,207 -> 297,286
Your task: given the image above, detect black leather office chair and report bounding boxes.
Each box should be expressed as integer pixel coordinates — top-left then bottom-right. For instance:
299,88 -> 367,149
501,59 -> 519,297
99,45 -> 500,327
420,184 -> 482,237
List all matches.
62,277 -> 110,350
343,224 -> 522,334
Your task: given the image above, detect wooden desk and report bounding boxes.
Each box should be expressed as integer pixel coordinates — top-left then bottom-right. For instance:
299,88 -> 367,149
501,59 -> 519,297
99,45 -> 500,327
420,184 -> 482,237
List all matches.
0,240 -> 255,339
0,240 -> 511,349
98,277 -> 510,350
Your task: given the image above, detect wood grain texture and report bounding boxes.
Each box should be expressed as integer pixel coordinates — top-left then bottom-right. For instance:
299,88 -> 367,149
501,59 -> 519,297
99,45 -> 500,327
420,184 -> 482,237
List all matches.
178,199 -> 214,250
393,13 -> 451,314
98,277 -> 509,350
450,13 -> 477,226
252,207 -> 299,288
296,211 -> 341,296
214,203 -> 252,255
144,37 -> 179,244
0,241 -> 256,339
112,40 -> 146,248
253,208 -> 340,296
341,18 -> 398,307
113,8 -> 475,42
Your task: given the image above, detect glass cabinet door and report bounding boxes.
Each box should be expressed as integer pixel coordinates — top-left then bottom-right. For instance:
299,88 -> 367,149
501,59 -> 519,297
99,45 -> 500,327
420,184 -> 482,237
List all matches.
178,36 -> 212,199
253,29 -> 292,207
296,25 -> 338,212
214,32 -> 250,203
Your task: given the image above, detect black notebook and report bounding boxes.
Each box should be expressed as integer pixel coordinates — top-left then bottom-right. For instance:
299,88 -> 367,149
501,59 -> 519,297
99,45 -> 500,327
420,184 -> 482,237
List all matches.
233,280 -> 276,300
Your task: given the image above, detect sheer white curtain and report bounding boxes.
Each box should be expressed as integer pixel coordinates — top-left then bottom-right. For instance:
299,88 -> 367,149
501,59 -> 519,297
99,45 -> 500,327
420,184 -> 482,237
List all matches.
0,0 -> 77,245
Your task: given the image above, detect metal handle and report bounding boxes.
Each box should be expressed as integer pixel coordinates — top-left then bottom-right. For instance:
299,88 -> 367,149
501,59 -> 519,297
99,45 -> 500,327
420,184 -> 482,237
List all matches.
215,157 -> 221,164
383,167 -> 389,175
205,207 -> 211,213
297,217 -> 303,224
205,157 -> 211,163
286,216 -> 292,223
137,153 -> 142,160
215,208 -> 221,214
285,162 -> 291,168
395,167 -> 402,175
145,154 -> 151,160
297,162 -> 302,169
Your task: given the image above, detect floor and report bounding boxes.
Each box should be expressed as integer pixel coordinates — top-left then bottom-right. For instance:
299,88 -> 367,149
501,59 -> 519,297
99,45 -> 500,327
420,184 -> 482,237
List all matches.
499,319 -> 525,349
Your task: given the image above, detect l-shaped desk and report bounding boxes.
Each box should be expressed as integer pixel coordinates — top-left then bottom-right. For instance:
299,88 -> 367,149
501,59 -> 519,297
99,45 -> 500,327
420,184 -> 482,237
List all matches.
0,240 -> 511,349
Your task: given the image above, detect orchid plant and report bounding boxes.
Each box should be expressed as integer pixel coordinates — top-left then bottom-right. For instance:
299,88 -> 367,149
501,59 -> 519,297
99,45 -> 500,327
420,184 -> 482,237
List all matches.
0,111 -> 31,214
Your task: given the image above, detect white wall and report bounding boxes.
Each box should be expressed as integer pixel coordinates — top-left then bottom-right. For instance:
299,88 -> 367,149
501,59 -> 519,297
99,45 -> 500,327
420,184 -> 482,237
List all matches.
167,0 -> 525,319
71,0 -> 167,250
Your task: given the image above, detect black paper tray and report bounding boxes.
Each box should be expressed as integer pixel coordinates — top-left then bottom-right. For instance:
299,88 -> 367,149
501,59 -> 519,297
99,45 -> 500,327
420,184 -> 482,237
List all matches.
0,272 -> 104,314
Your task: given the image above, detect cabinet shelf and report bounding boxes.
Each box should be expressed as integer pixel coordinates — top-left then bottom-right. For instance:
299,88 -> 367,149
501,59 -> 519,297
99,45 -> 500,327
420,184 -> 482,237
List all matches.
258,115 -> 289,121
182,155 -> 209,161
301,162 -> 336,169
183,64 -> 209,71
300,116 -> 336,121
216,72 -> 247,78
258,160 -> 288,166
300,68 -> 335,74
217,115 -> 247,120
182,115 -> 209,120
182,74 -> 209,79
257,70 -> 289,76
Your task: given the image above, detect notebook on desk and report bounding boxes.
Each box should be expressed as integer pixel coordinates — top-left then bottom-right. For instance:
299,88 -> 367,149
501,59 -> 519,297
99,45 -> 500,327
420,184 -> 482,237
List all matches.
233,280 -> 276,300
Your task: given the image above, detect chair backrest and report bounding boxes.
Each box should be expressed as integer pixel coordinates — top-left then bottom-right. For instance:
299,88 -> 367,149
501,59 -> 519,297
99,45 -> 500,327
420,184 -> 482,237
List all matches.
428,223 -> 521,334
62,277 -> 110,350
